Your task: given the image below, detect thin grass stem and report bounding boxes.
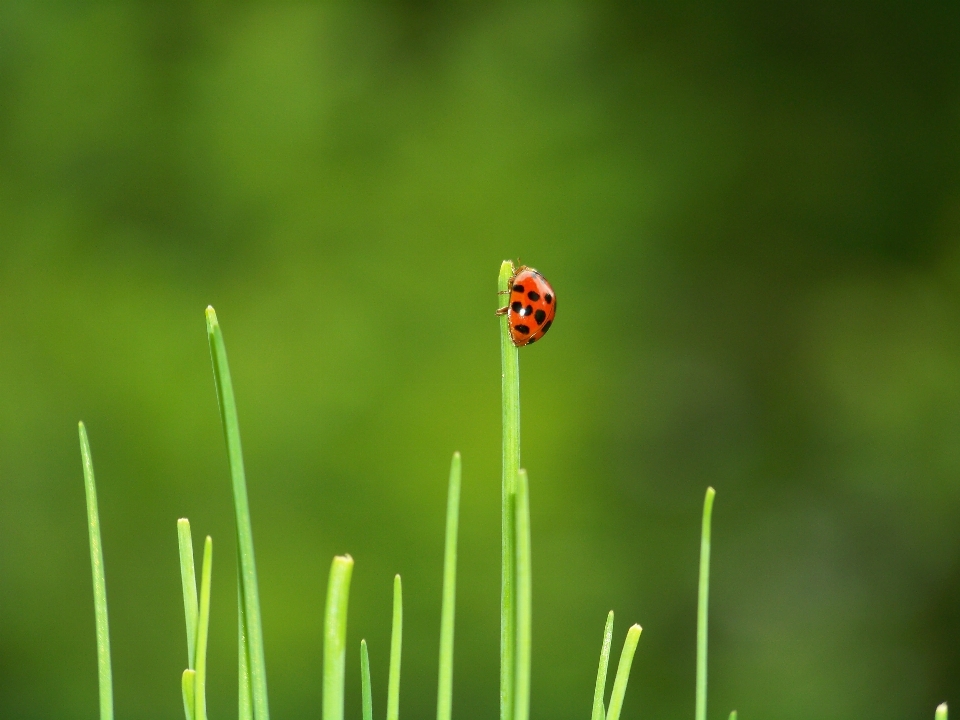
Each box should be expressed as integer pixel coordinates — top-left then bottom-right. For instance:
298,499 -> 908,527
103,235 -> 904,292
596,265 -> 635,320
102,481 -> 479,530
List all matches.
178,519 -> 199,669
696,488 -> 716,720
498,260 -> 520,720
513,469 -> 532,720
437,452 -> 461,720
78,422 -> 114,720
323,555 -> 354,720
728,711 -> 737,720
387,575 -> 403,720
591,611 -> 615,720
194,536 -> 213,720
206,306 -> 270,720
361,640 -> 373,720
605,625 -> 642,720
937,703 -> 948,720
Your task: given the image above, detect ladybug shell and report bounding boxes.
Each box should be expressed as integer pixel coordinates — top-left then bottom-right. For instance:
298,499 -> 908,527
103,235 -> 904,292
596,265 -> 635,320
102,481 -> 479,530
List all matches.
507,267 -> 556,346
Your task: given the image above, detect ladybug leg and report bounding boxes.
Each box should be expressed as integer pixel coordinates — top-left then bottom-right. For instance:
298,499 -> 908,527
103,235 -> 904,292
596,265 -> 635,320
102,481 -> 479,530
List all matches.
495,306 -> 508,316
497,289 -> 511,295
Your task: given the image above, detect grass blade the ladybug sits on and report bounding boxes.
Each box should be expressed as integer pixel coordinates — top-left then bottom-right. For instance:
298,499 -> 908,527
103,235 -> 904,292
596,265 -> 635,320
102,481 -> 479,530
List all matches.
78,422 -> 114,720
498,260 -> 521,720
514,468 -> 533,720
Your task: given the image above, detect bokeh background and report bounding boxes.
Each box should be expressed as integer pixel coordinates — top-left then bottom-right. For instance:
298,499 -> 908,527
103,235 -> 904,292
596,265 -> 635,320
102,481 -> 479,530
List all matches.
2,2 -> 960,719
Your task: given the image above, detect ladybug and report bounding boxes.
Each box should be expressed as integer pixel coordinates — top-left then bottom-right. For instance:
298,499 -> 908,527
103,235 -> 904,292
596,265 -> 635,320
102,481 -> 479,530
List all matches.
496,265 -> 557,346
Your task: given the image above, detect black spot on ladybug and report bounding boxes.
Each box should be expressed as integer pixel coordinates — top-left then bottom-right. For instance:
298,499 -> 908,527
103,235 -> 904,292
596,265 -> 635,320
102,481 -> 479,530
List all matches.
527,291 -> 540,301
511,301 -> 523,313
513,284 -> 525,293
544,294 -> 553,304
524,304 -> 533,316
542,320 -> 552,333
515,324 -> 530,334
527,336 -> 536,344
534,309 -> 546,325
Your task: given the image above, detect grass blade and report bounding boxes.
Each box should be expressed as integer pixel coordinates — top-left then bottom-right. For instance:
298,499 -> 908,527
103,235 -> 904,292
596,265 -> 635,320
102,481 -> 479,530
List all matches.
728,712 -> 737,720
178,519 -> 199,669
591,611 -> 615,720
182,670 -> 197,720
78,422 -> 114,720
361,640 -> 373,720
323,555 -> 354,720
937,703 -> 948,720
194,536 -> 213,720
437,452 -> 461,720
605,625 -> 642,720
696,488 -> 716,720
498,260 -> 520,720
206,306 -> 270,720
387,574 -> 403,720
239,578 -> 253,720
513,469 -> 532,720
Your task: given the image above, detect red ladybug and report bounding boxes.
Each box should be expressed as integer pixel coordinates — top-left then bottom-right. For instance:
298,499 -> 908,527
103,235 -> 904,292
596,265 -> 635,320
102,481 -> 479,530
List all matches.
497,265 -> 557,346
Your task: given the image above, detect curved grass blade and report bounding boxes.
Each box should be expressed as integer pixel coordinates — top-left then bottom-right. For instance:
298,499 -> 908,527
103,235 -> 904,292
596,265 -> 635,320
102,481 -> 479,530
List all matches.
79,422 -> 114,720
513,469 -> 532,720
206,306 -> 270,720
387,575 -> 403,720
696,488 -> 716,720
591,611 -> 615,720
437,452 -> 461,720
605,625 -> 642,720
323,555 -> 354,720
194,536 -> 213,720
498,260 -> 520,720
178,519 -> 199,669
361,640 -> 373,720
239,577 -> 253,720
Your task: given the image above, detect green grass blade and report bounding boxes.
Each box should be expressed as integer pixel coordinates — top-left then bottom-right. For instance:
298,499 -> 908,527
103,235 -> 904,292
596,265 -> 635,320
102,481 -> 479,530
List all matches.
178,519 -> 199,669
206,306 -> 270,720
78,422 -> 114,720
182,670 -> 197,720
696,488 -> 716,720
498,260 -> 520,720
728,711 -> 737,720
605,625 -> 642,720
937,703 -> 948,720
361,640 -> 373,720
387,574 -> 403,720
323,555 -> 354,720
591,611 -> 615,720
513,469 -> 532,720
194,536 -> 213,720
239,578 -> 253,720
437,452 -> 461,720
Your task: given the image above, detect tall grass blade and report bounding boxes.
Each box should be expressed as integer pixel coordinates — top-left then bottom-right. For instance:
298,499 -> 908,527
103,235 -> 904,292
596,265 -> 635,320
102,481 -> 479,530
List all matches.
78,422 -> 114,720
591,611 -> 615,720
361,640 -> 373,720
728,711 -> 737,720
696,488 -> 716,720
498,260 -> 520,720
178,519 -> 199,669
437,452 -> 461,720
605,625 -> 642,720
323,555 -> 354,720
206,306 -> 270,720
387,575 -> 403,720
937,703 -> 948,720
513,469 -> 532,720
194,536 -> 213,720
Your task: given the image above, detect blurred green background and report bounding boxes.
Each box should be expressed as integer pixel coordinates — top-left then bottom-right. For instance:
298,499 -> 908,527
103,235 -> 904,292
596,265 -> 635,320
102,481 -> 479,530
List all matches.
2,2 -> 960,719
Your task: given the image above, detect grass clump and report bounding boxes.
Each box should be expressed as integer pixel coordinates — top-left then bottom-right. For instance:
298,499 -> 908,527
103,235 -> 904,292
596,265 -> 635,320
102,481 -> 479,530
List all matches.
74,261 -> 951,720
